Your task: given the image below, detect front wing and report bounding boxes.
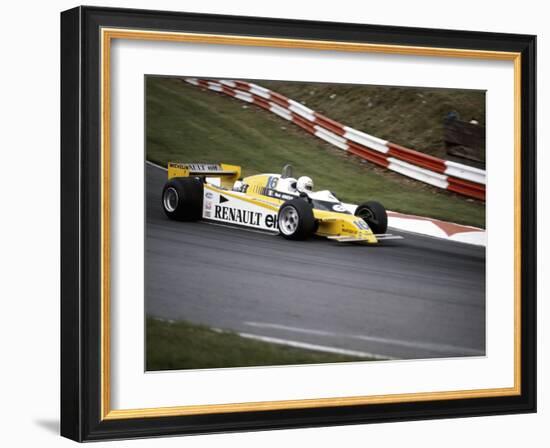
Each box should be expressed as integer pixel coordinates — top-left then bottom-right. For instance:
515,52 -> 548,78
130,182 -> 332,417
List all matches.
327,234 -> 403,243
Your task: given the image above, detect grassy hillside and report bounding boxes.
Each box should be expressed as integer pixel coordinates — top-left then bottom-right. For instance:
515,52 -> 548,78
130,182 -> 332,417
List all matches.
146,77 -> 484,227
258,79 -> 486,162
146,317 -> 369,370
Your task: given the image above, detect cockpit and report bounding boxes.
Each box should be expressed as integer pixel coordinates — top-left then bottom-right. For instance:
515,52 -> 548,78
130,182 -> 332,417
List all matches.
278,164 -> 313,195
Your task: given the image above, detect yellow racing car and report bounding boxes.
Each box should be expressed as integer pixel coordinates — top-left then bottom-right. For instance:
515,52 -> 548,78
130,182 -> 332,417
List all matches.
161,163 -> 402,244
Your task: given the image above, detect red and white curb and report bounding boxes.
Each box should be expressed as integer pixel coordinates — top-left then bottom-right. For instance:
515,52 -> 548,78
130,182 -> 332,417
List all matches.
184,78 -> 486,201
343,201 -> 484,246
388,211 -> 485,246
146,161 -> 485,247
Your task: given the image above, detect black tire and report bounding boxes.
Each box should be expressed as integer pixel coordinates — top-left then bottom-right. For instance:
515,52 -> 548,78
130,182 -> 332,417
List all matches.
277,198 -> 316,240
355,201 -> 388,234
161,177 -> 203,221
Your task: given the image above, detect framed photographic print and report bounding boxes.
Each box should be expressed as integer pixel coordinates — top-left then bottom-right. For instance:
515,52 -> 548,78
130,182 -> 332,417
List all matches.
60,6 -> 536,441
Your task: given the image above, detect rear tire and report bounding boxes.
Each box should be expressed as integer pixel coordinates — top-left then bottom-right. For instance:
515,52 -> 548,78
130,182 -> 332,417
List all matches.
355,201 -> 388,234
277,198 -> 316,240
162,177 -> 203,221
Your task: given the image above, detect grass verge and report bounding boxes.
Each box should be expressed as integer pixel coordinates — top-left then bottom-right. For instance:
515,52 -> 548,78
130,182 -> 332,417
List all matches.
258,79 -> 485,162
146,317 -> 369,371
146,77 -> 484,227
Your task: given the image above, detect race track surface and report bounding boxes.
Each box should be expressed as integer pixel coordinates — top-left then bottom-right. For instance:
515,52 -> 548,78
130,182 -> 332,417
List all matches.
146,164 -> 486,360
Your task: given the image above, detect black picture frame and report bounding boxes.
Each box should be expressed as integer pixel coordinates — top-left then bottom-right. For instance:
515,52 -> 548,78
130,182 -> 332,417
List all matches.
61,5 -> 536,442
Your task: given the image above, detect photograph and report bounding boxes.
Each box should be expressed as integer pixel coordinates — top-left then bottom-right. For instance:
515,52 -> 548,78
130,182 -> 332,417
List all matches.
144,75 -> 487,371
57,4 -> 538,442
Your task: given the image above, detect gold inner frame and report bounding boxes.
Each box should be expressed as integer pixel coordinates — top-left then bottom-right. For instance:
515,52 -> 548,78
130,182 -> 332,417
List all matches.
100,28 -> 522,420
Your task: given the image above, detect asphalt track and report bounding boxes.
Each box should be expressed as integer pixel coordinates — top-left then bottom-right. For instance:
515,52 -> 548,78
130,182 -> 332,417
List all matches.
146,163 -> 486,360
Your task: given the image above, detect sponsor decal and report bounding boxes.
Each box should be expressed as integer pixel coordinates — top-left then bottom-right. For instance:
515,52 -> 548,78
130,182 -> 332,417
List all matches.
187,163 -> 222,172
264,214 -> 278,229
219,195 -> 229,204
265,189 -> 296,201
205,201 -> 212,210
214,205 -> 278,229
169,162 -> 188,170
214,205 -> 262,226
354,219 -> 370,230
332,204 -> 348,213
170,162 -> 224,172
204,211 -> 211,218
205,192 -> 214,199
233,182 -> 248,193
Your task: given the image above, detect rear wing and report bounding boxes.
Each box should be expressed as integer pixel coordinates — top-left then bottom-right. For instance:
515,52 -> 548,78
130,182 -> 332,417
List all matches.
168,162 -> 241,187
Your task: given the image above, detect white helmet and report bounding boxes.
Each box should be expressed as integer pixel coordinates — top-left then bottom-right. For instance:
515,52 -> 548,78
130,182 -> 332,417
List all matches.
296,176 -> 314,194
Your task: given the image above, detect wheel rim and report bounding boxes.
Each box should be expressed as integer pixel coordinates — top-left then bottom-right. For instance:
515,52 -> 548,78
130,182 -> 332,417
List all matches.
358,207 -> 377,225
163,187 -> 179,212
279,206 -> 299,235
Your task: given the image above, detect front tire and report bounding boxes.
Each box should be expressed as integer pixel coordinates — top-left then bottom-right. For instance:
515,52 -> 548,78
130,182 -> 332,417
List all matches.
277,198 -> 316,240
355,201 -> 388,234
162,177 -> 203,221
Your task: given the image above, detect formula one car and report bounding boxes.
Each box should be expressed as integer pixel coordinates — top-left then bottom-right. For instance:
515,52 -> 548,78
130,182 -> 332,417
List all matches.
161,163 -> 402,244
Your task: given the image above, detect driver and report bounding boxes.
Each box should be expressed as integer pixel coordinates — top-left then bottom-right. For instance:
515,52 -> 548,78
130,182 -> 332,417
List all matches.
296,176 -> 314,194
